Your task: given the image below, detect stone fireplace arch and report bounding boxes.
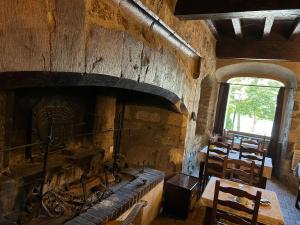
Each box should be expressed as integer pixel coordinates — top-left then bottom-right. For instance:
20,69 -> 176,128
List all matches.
0,71 -> 188,114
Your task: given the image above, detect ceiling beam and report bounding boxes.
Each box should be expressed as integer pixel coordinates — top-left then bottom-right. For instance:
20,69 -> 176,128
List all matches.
174,0 -> 300,20
206,20 -> 219,40
289,18 -> 300,40
217,39 -> 300,61
262,17 -> 274,39
232,18 -> 243,39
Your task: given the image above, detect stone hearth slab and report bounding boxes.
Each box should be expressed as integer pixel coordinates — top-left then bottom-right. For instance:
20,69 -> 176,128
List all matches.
64,168 -> 164,225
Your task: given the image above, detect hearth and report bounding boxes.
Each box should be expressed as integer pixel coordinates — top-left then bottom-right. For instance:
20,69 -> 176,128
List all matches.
0,84 -> 166,225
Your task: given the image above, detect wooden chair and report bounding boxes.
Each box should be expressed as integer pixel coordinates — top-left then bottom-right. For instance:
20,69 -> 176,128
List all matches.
219,130 -> 234,147
211,180 -> 262,225
202,141 -> 230,190
222,158 -> 256,186
221,136 -> 235,150
239,146 -> 266,188
259,136 -> 269,154
240,138 -> 260,150
209,141 -> 231,154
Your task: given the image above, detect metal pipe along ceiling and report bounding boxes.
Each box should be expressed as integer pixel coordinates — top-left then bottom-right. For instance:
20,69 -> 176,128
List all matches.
112,0 -> 202,78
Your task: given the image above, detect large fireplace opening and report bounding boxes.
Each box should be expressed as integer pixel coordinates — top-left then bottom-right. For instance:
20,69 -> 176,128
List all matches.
0,80 -> 184,225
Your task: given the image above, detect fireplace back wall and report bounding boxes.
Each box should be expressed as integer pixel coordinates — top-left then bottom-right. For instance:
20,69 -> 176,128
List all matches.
119,94 -> 187,177
10,87 -> 97,166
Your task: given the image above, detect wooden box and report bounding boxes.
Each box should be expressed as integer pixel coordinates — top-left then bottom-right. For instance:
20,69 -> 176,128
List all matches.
164,173 -> 199,219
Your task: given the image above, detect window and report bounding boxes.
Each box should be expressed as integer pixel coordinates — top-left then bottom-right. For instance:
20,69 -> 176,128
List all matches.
224,77 -> 284,136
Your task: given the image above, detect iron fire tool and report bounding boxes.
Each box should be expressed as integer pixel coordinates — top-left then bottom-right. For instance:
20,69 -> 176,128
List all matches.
0,127 -> 143,154
37,119 -> 54,216
112,101 -> 125,184
80,174 -> 88,204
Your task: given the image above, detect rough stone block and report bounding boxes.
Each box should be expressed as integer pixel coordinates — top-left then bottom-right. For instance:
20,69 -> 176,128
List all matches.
121,33 -> 143,81
166,113 -> 183,127
135,111 -> 160,123
86,25 -> 124,76
51,0 -> 86,72
169,148 -> 184,166
161,52 -> 180,93
0,0 -> 50,71
139,44 -> 158,83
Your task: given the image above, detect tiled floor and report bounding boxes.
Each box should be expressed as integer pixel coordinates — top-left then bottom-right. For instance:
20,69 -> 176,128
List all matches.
266,179 -> 300,225
151,178 -> 300,225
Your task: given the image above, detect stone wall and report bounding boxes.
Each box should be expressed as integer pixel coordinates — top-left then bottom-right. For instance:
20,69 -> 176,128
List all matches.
217,59 -> 300,188
0,0 -> 216,112
196,74 -> 219,147
118,73 -> 219,178
183,74 -> 219,176
93,95 -> 116,161
120,100 -> 187,177
0,0 -> 217,176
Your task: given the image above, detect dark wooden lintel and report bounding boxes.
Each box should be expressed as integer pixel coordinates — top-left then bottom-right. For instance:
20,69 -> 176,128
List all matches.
0,72 -> 185,113
175,0 -> 300,20
217,39 -> 300,61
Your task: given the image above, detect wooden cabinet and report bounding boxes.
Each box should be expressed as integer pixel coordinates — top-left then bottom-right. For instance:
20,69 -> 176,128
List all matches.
164,173 -> 199,219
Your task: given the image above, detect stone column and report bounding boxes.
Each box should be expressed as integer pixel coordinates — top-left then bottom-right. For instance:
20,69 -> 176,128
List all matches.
93,95 -> 116,161
195,74 -> 218,147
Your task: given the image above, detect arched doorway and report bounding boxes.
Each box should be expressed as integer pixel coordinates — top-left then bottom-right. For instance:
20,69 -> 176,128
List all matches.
215,62 -> 298,178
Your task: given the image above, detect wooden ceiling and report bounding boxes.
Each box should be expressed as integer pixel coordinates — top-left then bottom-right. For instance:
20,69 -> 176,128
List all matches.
174,0 -> 300,61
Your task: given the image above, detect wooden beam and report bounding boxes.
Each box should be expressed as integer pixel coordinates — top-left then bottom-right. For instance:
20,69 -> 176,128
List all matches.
289,18 -> 300,40
217,39 -> 300,61
175,0 -> 300,20
206,20 -> 219,40
263,17 -> 274,39
232,18 -> 243,39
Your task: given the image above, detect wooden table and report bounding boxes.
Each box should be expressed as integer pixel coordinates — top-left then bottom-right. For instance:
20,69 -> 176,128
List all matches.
199,147 -> 273,179
200,177 -> 285,225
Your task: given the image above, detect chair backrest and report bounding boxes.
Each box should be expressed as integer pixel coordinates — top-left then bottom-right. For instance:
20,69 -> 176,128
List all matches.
208,141 -> 231,156
222,158 -> 256,186
239,146 -> 266,187
220,130 -> 234,147
204,141 -> 230,178
260,136 -> 270,153
239,146 -> 265,162
222,136 -> 235,149
211,180 -> 262,225
240,137 -> 260,150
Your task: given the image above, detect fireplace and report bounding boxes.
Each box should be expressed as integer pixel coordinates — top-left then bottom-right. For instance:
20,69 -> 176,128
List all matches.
0,72 -> 188,225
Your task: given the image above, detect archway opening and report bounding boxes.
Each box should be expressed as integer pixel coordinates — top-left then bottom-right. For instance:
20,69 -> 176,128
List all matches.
224,77 -> 284,137
214,62 -> 298,181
